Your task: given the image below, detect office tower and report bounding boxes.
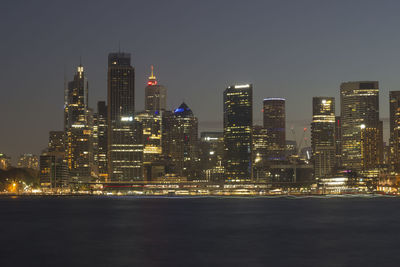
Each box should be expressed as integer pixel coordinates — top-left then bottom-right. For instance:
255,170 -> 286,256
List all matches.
361,121 -> 383,170
252,125 -> 268,181
223,84 -> 253,182
17,154 -> 39,170
163,103 -> 199,179
107,52 -> 143,181
145,65 -> 167,112
0,153 -> 11,170
39,152 -> 69,189
263,98 -> 286,161
311,97 -> 336,179
48,131 -> 66,153
199,132 -> 224,181
64,64 -> 93,183
389,91 -> 400,172
340,81 -> 382,172
135,111 -> 164,181
335,116 -> 342,170
96,101 -> 108,180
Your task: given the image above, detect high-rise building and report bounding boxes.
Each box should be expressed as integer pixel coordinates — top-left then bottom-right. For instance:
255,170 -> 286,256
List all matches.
335,116 -> 342,170
163,103 -> 199,179
135,111 -> 164,181
107,52 -> 143,181
252,125 -> 269,181
199,132 -> 224,181
389,91 -> 400,172
39,152 -> 69,189
64,64 -> 93,183
340,81 -> 382,172
145,65 -> 167,112
48,131 -> 65,153
311,97 -> 336,179
17,154 -> 39,170
223,84 -> 253,182
263,98 -> 286,161
96,101 -> 108,180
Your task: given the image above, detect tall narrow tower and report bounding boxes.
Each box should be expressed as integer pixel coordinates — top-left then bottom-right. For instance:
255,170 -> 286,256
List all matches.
64,64 -> 93,182
107,52 -> 142,181
263,98 -> 286,161
223,84 -> 253,182
145,65 -> 167,112
311,97 -> 336,179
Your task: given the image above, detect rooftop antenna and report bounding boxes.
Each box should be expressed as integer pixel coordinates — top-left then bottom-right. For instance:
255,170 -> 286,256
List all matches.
118,41 -> 121,53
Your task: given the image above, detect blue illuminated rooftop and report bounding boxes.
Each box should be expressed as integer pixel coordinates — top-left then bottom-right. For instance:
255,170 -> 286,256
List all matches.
174,102 -> 194,117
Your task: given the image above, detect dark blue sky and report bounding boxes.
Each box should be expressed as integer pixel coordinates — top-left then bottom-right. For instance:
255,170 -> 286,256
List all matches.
1,0 -> 400,161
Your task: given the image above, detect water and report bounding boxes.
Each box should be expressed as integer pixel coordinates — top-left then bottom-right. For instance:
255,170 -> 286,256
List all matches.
1,196 -> 400,266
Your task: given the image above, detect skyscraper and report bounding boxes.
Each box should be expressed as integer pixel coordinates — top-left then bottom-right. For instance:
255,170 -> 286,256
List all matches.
389,91 -> 400,172
145,65 -> 167,112
263,98 -> 286,161
96,101 -> 108,180
311,97 -> 336,179
163,103 -> 199,179
64,64 -> 93,183
223,84 -> 253,182
340,81 -> 382,172
107,52 -> 142,181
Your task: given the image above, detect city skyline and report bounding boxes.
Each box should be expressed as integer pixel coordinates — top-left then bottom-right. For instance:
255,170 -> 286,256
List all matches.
3,0 -> 400,162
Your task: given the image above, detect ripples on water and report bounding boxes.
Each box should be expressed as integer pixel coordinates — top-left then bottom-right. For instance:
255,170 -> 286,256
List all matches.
1,195 -> 400,266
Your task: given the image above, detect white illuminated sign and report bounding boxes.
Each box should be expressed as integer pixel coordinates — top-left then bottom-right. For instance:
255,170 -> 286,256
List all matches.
121,116 -> 133,122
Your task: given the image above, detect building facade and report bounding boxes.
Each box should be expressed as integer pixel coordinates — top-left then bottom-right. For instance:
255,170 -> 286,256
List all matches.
340,81 -> 382,172
311,97 -> 336,179
107,52 -> 143,181
64,64 -> 93,183
145,65 -> 167,112
263,98 -> 286,161
389,91 -> 400,173
223,84 -> 253,182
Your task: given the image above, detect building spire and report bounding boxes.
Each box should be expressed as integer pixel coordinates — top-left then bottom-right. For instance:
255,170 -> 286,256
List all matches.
147,65 -> 158,86
149,65 -> 156,80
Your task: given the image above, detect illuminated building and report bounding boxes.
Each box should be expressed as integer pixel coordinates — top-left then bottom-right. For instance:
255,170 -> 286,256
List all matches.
252,125 -> 268,181
163,103 -> 199,179
311,97 -> 336,179
64,64 -> 93,183
286,140 -> 297,158
39,152 -> 69,189
199,132 -> 224,181
389,91 -> 400,173
360,121 -> 383,170
107,52 -> 143,181
17,154 -> 39,170
145,65 -> 166,112
0,153 -> 11,170
263,98 -> 286,161
340,81 -> 382,172
335,116 -> 342,170
135,111 -> 164,181
96,101 -> 108,180
223,84 -> 253,182
48,131 -> 65,153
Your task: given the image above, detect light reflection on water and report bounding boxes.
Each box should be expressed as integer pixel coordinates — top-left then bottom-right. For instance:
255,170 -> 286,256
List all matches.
0,196 -> 399,266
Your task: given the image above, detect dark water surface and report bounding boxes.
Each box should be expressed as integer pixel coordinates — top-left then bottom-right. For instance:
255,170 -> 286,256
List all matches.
1,196 -> 399,266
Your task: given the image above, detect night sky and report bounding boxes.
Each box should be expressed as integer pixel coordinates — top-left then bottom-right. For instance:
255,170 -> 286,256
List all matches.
1,0 -> 400,162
